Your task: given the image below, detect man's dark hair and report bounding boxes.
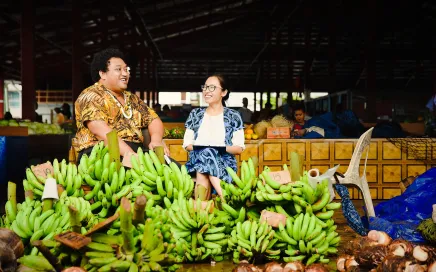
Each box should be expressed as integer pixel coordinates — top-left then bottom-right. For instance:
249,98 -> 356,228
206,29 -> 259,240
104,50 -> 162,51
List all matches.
90,48 -> 125,82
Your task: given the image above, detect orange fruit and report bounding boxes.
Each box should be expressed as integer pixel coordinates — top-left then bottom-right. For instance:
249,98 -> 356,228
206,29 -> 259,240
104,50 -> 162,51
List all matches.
246,129 -> 254,135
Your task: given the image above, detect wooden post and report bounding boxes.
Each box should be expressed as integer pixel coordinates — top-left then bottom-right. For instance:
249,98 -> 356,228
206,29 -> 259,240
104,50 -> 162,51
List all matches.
304,0 -> 312,91
0,72 -> 4,118
100,0 -> 108,48
146,55 -> 151,106
328,3 -> 336,94
365,0 -> 377,122
72,0 -> 83,110
139,54 -> 144,101
21,0 -> 36,120
287,16 -> 294,103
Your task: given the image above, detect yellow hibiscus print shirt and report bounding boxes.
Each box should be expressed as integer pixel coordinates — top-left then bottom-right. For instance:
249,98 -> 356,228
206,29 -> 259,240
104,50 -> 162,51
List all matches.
72,83 -> 158,152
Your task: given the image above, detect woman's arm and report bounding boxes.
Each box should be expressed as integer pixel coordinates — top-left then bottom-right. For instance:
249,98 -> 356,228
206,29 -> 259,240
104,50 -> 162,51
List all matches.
227,129 -> 245,155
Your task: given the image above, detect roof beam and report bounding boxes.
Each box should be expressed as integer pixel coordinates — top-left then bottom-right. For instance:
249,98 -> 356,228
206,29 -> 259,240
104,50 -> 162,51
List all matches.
124,0 -> 163,60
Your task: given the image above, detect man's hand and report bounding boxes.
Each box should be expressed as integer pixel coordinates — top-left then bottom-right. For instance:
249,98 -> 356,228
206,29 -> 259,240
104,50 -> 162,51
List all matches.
149,141 -> 170,156
122,151 -> 138,168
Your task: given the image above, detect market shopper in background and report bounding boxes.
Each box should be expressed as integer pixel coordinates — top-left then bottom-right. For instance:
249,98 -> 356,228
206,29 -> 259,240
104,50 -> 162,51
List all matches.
238,97 -> 253,123
292,104 -> 325,138
183,74 -> 245,200
54,107 -> 65,125
72,48 -> 169,163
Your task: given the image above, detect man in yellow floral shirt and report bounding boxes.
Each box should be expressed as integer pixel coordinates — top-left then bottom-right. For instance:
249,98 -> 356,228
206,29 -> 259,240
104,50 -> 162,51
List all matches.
73,48 -> 169,161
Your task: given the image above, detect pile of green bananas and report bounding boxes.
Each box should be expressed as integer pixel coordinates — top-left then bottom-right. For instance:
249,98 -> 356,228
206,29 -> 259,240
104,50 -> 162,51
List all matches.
228,219 -> 276,263
221,159 -> 256,204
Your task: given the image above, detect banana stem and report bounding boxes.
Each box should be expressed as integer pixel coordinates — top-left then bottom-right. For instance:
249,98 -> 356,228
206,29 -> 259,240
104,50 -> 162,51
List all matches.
132,195 -> 147,226
154,146 -> 165,164
120,197 -> 135,255
68,205 -> 81,233
42,199 -> 53,212
8,182 -> 17,213
31,240 -> 63,272
25,190 -> 34,201
290,152 -> 301,182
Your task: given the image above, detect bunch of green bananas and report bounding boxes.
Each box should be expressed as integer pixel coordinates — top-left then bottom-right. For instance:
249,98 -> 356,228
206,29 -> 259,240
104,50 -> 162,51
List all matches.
221,159 -> 256,203
54,159 -> 84,197
228,219 -> 276,263
272,210 -> 340,265
130,147 -> 195,201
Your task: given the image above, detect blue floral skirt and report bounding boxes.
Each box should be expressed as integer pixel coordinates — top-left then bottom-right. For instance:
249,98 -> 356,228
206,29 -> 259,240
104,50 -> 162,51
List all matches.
185,148 -> 237,183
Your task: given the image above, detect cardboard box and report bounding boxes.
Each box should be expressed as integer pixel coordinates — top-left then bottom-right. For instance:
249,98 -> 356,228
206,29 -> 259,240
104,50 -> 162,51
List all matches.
267,127 -> 290,139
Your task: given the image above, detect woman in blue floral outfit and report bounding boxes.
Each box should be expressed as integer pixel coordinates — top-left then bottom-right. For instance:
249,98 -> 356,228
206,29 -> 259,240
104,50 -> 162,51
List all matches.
183,75 -> 245,199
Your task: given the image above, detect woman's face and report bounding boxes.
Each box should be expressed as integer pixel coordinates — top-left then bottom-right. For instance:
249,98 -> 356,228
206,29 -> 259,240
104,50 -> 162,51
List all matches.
294,109 -> 305,123
202,76 -> 227,105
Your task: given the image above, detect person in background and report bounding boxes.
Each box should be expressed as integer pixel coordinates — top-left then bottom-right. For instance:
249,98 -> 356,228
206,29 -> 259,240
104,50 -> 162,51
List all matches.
238,97 -> 253,124
54,107 -> 65,125
61,103 -> 72,120
183,74 -> 245,200
4,112 -> 12,120
72,47 -> 169,163
258,102 -> 273,121
35,101 -> 43,122
278,97 -> 294,121
292,104 -> 325,138
153,103 -> 164,117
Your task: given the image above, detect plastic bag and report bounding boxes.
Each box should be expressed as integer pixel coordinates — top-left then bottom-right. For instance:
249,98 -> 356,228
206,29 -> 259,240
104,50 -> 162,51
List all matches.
364,168 -> 436,242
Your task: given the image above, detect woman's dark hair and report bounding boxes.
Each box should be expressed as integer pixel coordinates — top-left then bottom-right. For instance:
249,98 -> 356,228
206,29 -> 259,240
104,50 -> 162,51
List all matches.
90,48 -> 125,82
209,74 -> 230,106
54,107 -> 61,114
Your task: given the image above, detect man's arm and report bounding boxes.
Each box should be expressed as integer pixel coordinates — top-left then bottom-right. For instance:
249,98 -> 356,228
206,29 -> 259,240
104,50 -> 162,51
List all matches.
148,118 -> 170,155
87,120 -> 135,156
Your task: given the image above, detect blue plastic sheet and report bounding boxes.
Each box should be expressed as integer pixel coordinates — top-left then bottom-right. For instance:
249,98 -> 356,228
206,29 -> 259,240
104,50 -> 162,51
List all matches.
364,168 -> 436,242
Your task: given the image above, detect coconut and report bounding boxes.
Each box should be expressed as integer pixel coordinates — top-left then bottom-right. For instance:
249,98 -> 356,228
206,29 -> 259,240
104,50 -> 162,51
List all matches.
270,115 -> 293,128
254,121 -> 272,139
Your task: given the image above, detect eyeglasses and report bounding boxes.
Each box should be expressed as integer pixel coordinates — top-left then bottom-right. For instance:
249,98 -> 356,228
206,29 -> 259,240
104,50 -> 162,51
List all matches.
201,84 -> 223,93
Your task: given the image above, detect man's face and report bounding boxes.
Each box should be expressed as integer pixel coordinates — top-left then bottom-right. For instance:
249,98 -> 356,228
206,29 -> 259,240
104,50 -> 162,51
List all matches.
294,110 -> 305,123
99,57 -> 130,92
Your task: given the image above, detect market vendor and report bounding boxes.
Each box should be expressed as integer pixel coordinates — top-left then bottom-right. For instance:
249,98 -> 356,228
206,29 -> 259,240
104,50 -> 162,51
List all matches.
183,74 -> 245,200
72,48 -> 169,162
292,104 -> 325,138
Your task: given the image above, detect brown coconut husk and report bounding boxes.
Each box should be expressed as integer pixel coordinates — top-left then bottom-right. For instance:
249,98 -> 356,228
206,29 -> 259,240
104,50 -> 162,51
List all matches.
254,120 -> 272,139
270,115 -> 293,128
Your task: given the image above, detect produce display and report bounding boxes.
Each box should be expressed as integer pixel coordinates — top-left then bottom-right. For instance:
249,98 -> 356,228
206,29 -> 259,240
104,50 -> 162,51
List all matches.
0,119 -> 66,135
253,115 -> 293,139
3,139 -> 433,271
338,230 -> 436,271
163,128 -> 185,139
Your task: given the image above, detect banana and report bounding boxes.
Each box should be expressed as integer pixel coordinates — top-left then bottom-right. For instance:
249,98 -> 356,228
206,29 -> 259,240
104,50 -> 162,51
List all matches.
104,183 -> 113,199
226,167 -> 244,188
310,231 -> 326,247
18,255 -> 54,271
12,221 -> 29,239
305,214 -> 317,240
89,257 -> 118,267
5,200 -> 16,222
204,233 -> 226,241
315,210 -> 334,220
312,188 -> 330,211
293,213 -> 304,240
85,252 -> 116,259
262,172 -> 281,190
98,260 -> 131,272
86,242 -> 115,252
326,202 -> 341,210
118,166 -> 126,190
222,203 -> 239,219
300,213 -> 311,240
149,150 -> 163,176
144,152 -> 157,175
306,224 -> 322,241
279,223 -> 297,245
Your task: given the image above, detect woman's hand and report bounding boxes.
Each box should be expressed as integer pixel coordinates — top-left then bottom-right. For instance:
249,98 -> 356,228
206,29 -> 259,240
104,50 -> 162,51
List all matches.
225,145 -> 243,155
